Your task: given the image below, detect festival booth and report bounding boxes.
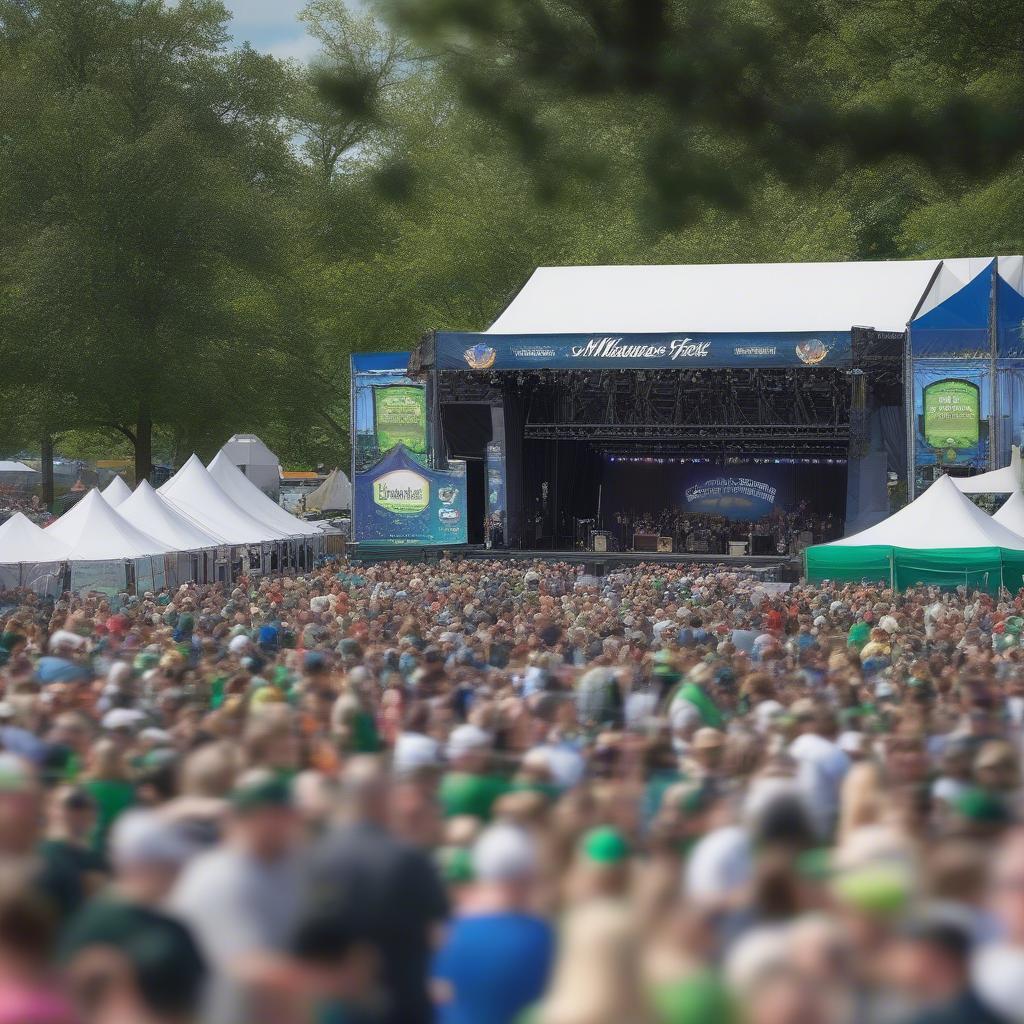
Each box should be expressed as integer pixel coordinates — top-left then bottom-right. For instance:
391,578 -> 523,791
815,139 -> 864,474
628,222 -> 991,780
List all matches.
116,480 -> 221,586
158,455 -> 291,581
805,475 -> 1024,592
101,475 -> 133,507
207,452 -> 322,570
0,461 -> 39,491
0,513 -> 70,594
45,489 -> 174,596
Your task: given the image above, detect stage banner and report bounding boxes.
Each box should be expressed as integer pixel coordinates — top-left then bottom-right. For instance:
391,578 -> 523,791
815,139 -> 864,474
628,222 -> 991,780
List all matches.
485,441 -> 506,541
922,379 -> 980,450
436,331 -> 853,371
350,352 -> 428,477
913,362 -> 989,482
373,384 -> 427,455
355,445 -> 467,546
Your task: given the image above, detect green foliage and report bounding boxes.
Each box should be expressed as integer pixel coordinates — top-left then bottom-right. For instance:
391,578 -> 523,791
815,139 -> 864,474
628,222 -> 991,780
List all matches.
1,0 -> 1023,475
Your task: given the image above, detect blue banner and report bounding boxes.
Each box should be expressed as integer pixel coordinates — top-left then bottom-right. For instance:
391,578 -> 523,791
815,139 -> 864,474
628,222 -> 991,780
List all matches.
354,445 -> 467,547
436,331 -> 852,371
485,441 -> 506,543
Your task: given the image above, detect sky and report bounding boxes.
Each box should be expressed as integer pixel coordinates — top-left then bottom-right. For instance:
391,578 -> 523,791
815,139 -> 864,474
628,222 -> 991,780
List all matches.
222,0 -> 320,62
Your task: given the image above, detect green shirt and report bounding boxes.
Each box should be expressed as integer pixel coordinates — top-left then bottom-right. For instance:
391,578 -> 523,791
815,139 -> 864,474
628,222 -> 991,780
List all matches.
439,772 -> 511,821
84,779 -> 135,855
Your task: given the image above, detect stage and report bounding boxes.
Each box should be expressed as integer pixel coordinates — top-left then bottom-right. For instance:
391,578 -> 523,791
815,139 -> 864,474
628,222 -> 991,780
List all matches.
349,543 -> 801,578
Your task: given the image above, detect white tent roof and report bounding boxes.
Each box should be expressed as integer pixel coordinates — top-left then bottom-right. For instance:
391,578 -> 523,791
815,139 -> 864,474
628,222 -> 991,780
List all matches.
486,258 -> 988,335
218,434 -> 279,469
829,474 -> 1024,550
158,455 -> 289,545
207,452 -> 319,537
116,480 -> 221,551
994,490 -> 1024,533
304,468 -> 352,513
0,512 -> 70,563
953,447 -> 1022,494
47,489 -> 172,559
0,461 -> 37,474
101,475 -> 133,507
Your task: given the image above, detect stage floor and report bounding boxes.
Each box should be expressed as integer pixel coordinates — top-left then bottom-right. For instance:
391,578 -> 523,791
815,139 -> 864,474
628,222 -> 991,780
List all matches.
349,544 -> 802,577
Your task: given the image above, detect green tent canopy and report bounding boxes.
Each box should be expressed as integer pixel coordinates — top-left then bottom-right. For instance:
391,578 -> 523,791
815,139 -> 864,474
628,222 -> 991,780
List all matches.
805,474 -> 1024,592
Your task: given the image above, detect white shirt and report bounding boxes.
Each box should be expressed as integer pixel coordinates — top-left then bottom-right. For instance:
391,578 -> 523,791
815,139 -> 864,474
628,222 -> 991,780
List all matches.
788,733 -> 851,838
685,825 -> 752,906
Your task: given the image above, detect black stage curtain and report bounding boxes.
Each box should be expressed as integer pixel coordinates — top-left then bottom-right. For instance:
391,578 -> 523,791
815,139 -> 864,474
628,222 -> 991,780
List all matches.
441,403 -> 492,545
441,404 -> 492,460
502,387 -> 528,548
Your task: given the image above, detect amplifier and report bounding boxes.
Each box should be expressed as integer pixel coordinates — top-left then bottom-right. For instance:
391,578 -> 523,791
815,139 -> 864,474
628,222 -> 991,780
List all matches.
633,533 -> 659,552
750,534 -> 775,555
590,530 -> 611,552
657,536 -> 673,553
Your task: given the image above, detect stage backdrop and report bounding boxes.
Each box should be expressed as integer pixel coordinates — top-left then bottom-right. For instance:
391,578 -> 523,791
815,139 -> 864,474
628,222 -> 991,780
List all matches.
354,445 -> 468,547
602,460 -> 846,522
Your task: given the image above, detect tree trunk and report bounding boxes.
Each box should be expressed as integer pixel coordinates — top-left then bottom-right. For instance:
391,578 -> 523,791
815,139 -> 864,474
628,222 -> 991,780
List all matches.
135,403 -> 152,484
40,434 -> 54,510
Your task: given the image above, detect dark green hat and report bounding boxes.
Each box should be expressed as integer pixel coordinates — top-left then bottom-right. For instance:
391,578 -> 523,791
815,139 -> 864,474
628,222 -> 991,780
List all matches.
230,773 -> 292,813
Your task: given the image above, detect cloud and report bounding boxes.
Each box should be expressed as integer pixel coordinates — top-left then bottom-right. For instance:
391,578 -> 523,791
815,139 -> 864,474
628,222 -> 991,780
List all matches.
265,32 -> 322,62
221,0 -> 319,61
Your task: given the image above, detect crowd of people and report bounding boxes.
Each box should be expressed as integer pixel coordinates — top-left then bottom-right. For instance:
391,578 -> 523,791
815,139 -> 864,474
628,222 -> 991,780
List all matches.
0,558 -> 1024,1022
0,489 -> 53,527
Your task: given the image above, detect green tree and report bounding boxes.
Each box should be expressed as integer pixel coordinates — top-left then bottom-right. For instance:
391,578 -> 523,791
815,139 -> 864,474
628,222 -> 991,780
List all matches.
0,0 -> 314,481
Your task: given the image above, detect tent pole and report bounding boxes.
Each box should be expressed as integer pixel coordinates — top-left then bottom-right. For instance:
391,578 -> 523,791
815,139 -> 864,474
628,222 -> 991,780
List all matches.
889,550 -> 895,590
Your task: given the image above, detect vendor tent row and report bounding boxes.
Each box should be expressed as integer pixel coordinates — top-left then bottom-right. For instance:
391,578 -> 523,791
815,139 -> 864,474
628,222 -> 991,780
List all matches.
805,466 -> 1024,592
0,454 -> 324,595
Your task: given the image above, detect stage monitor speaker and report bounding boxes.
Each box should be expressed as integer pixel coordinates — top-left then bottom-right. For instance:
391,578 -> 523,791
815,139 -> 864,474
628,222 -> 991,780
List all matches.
750,535 -> 775,555
633,533 -> 659,552
657,536 -> 673,553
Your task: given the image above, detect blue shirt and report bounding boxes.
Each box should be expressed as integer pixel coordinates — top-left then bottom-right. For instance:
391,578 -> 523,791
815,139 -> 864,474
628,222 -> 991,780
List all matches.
433,912 -> 555,1024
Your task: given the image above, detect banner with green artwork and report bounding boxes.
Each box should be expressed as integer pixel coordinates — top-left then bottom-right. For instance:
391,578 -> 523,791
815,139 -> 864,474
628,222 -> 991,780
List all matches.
922,378 -> 981,449
373,385 -> 427,455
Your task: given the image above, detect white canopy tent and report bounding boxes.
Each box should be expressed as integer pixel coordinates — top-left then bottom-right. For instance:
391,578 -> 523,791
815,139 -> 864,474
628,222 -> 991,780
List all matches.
101,475 -> 133,507
217,434 -> 280,499
304,468 -> 351,513
0,512 -> 69,595
46,490 -> 172,560
806,475 -> 1024,590
827,475 -> 1024,549
486,258 -> 987,335
207,452 -> 320,538
953,447 -> 1023,494
116,480 -> 221,551
994,490 -> 1024,533
158,455 -> 290,545
0,512 -> 71,562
